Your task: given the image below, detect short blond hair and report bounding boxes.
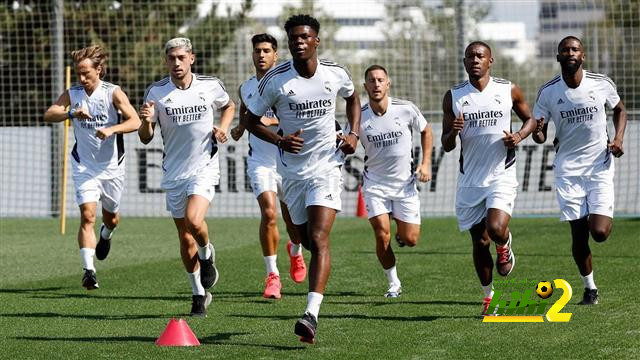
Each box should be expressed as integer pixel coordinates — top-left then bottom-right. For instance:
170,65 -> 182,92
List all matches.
71,45 -> 108,78
165,37 -> 193,54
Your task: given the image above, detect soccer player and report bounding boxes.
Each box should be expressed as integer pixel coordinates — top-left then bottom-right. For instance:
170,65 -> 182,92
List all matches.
44,45 -> 141,290
231,33 -> 307,299
138,38 -> 235,317
441,41 -> 537,315
359,65 -> 432,298
532,36 -> 627,305
243,15 -> 360,343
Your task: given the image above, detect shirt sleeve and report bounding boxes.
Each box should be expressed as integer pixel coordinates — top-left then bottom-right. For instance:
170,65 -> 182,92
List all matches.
600,77 -> 620,109
212,80 -> 230,109
410,103 -> 427,132
337,67 -> 355,98
247,77 -> 277,116
533,89 -> 551,123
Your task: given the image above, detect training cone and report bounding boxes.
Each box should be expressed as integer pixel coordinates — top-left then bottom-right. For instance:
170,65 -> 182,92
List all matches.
155,318 -> 201,346
356,184 -> 367,218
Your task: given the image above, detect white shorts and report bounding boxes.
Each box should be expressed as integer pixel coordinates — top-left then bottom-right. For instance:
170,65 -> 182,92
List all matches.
455,176 -> 518,231
73,172 -> 124,213
247,162 -> 284,201
555,170 -> 614,221
164,161 -> 220,218
363,178 -> 421,224
282,166 -> 343,225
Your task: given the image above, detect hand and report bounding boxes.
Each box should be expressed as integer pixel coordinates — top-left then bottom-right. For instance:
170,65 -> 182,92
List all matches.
338,132 -> 358,155
213,127 -> 228,143
140,101 -> 155,122
535,117 -> 544,133
279,129 -> 304,153
452,111 -> 464,133
230,126 -> 244,141
608,138 -> 624,157
502,130 -> 522,149
72,107 -> 92,120
415,164 -> 432,182
95,127 -> 114,140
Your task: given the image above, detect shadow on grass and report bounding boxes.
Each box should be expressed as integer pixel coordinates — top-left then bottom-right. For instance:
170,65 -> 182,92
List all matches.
1,312 -> 181,320
229,313 -> 477,322
216,290 -> 366,299
29,293 -> 186,301
325,299 -> 479,306
352,250 -> 639,259
0,287 -> 68,293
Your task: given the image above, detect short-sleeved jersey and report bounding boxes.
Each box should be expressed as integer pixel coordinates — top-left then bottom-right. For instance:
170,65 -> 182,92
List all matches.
359,97 -> 427,188
69,80 -> 124,179
143,74 -> 230,188
246,59 -> 355,179
240,76 -> 278,168
451,77 -> 515,187
533,70 -> 620,177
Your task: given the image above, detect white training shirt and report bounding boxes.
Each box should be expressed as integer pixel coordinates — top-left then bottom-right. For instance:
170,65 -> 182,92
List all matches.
247,59 -> 355,179
143,74 -> 230,188
533,70 -> 620,177
360,97 -> 427,188
240,76 -> 278,169
450,77 -> 515,187
69,80 -> 124,179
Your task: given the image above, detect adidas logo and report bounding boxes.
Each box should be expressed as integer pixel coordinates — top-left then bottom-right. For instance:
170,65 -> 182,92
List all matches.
165,98 -> 173,104
247,93 -> 253,99
462,100 -> 470,106
366,124 -> 373,130
287,89 -> 296,96
324,194 -> 333,201
557,98 -> 564,105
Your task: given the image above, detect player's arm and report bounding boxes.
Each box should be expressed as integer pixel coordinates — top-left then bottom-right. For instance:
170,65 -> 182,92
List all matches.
43,91 -> 72,123
214,99 -> 235,144
138,100 -> 156,145
231,86 -> 246,141
503,84 -> 537,149
609,100 -> 627,157
338,90 -> 361,155
416,124 -> 433,182
441,90 -> 462,152
243,109 -> 303,153
96,88 -> 142,140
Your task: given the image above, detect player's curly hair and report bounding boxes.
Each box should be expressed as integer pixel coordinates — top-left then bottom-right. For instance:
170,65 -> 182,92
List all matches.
284,14 -> 320,34
71,45 -> 108,78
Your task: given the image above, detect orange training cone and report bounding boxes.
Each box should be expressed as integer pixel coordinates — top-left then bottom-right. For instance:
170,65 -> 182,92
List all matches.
356,184 -> 367,218
155,318 -> 201,346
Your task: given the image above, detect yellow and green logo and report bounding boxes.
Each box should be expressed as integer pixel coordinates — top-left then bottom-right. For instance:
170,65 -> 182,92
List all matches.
483,279 -> 572,323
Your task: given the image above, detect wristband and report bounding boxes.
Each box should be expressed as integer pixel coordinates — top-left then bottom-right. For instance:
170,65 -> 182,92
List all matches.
68,110 -> 74,119
349,130 -> 359,140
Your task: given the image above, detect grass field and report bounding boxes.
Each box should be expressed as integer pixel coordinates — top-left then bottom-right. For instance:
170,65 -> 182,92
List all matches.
1,217 -> 639,359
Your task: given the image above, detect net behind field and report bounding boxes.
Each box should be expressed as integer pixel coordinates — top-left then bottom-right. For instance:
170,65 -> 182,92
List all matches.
1,0 -> 638,217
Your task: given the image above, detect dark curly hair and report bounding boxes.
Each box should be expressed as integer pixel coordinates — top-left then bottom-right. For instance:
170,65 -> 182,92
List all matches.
284,14 -> 320,34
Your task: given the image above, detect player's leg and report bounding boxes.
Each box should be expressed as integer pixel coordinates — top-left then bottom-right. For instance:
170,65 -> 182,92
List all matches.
78,201 -> 99,290
96,175 -> 123,261
470,221 -> 495,315
485,178 -> 517,276
393,190 -> 422,248
370,214 -> 402,297
257,191 -> 282,299
281,201 -> 307,283
586,171 -> 615,243
184,194 -> 218,289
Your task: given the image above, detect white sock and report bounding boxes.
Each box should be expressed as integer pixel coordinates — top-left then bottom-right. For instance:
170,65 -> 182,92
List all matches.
581,271 -> 597,290
264,255 -> 279,276
197,242 -> 212,260
100,224 -> 114,240
482,282 -> 495,298
305,292 -> 323,319
80,248 -> 95,271
187,270 -> 206,295
290,242 -> 302,256
383,265 -> 401,287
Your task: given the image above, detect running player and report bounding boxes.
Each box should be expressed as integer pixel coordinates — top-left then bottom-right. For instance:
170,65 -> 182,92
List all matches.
532,36 -> 627,305
243,15 -> 361,343
441,41 -> 537,315
44,45 -> 141,290
231,33 -> 307,299
138,38 -> 235,317
359,64 -> 432,298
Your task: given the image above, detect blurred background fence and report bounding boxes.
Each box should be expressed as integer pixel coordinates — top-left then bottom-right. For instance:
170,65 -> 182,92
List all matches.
1,0 -> 638,217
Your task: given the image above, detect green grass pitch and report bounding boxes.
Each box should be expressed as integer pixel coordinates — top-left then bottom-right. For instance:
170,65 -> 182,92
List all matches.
1,217 -> 639,358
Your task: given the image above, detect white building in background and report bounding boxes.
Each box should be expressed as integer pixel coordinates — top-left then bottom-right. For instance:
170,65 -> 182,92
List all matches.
476,22 -> 536,64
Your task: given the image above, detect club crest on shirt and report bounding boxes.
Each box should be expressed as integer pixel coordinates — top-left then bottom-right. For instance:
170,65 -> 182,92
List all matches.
394,117 -> 401,127
198,92 -> 206,103
323,81 -> 332,94
494,94 -> 502,104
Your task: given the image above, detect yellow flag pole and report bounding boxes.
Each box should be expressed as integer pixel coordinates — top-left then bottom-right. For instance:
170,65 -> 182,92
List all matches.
60,66 -> 71,234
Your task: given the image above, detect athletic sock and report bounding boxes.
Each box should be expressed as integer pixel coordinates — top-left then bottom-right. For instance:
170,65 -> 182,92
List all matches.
264,255 -> 279,276
80,248 -> 96,271
305,292 -> 323,319
482,282 -> 495,298
290,242 -> 302,256
197,242 -> 212,260
581,271 -> 597,290
383,265 -> 401,287
187,269 -> 206,296
100,224 -> 114,240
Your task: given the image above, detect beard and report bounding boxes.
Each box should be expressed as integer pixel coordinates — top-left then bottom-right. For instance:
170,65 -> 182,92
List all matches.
562,58 -> 582,74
